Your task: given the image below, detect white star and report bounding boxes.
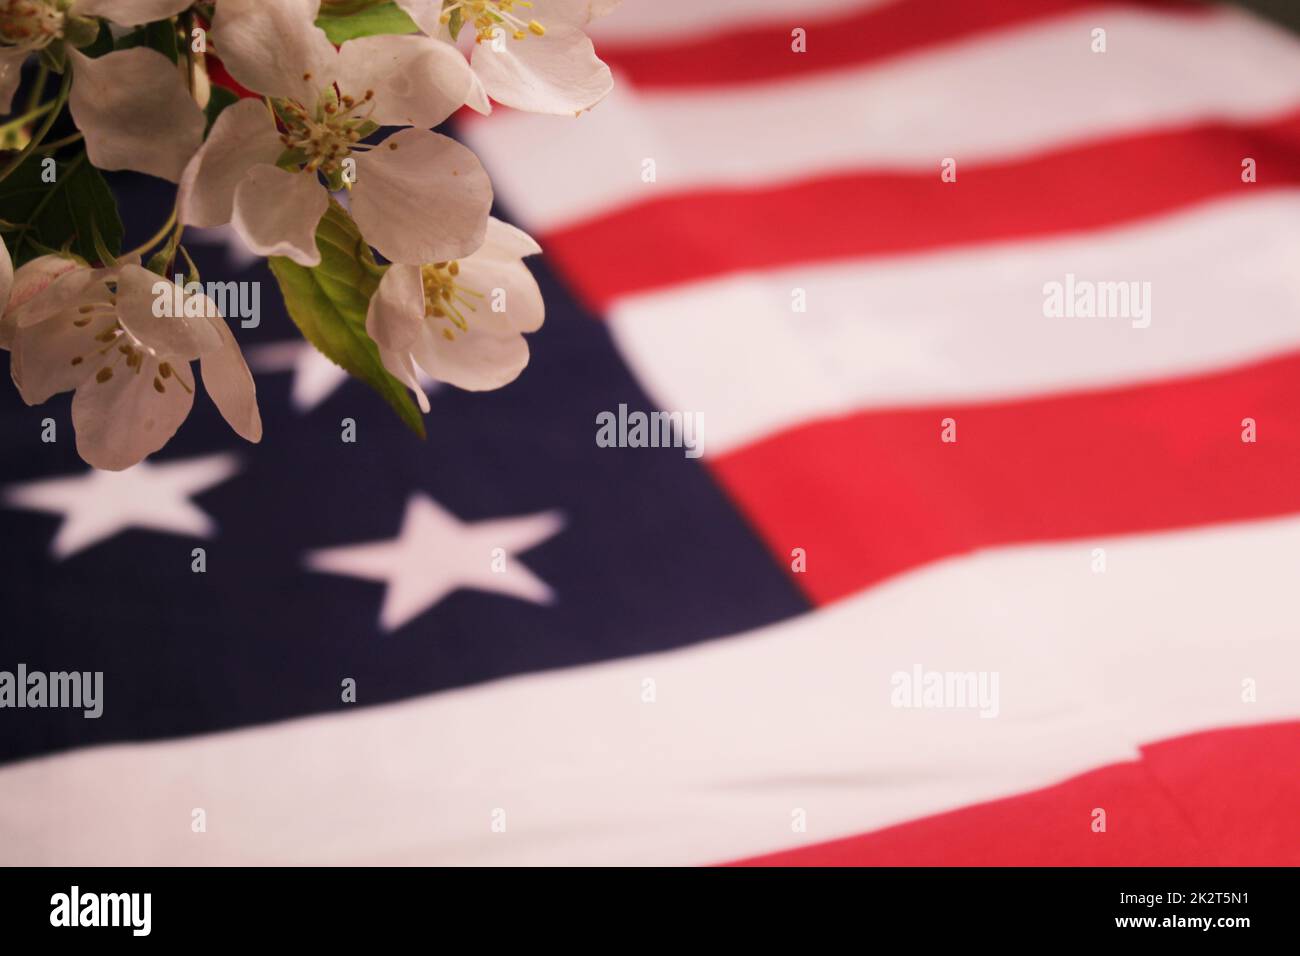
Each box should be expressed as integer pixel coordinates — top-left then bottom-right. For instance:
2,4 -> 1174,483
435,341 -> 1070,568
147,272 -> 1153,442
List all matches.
248,341 -> 351,413
2,454 -> 242,559
249,340 -> 439,414
305,493 -> 564,632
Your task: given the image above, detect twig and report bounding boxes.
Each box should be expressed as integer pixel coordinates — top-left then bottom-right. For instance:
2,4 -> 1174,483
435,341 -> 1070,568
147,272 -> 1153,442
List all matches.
0,68 -> 72,187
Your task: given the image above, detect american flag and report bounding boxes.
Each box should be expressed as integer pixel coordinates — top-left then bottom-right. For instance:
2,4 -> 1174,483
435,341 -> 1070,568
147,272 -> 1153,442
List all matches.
2,0 -> 1300,866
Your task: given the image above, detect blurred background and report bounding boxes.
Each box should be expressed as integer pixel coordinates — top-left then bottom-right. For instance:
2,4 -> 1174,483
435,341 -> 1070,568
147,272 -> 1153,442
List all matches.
1,0 -> 1299,866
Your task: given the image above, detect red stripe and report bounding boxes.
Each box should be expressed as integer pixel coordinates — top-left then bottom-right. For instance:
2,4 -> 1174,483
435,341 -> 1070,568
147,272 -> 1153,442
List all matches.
709,352 -> 1300,607
728,721 -> 1300,865
207,55 -> 259,101
599,0 -> 1207,90
544,110 -> 1300,308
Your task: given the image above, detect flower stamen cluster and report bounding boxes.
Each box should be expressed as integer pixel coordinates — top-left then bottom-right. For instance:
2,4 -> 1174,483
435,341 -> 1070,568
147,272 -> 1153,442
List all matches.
275,87 -> 377,178
440,0 -> 545,44
0,0 -> 69,50
60,288 -> 189,395
421,259 -> 484,340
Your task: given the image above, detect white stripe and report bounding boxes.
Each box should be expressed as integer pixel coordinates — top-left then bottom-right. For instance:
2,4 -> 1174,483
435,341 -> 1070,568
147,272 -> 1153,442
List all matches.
586,0 -> 896,44
3,514 -> 1299,865
606,192 -> 1300,455
464,7 -> 1300,231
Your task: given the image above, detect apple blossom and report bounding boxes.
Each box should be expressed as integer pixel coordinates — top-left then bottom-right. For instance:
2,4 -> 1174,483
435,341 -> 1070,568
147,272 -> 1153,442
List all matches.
1,0 -> 620,469
1,0 -> 204,181
365,216 -> 544,410
6,262 -> 261,470
177,0 -> 491,268
395,0 -> 617,115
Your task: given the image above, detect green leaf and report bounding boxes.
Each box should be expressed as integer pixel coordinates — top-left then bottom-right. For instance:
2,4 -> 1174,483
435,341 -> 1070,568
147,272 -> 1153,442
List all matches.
114,19 -> 180,63
204,85 -> 240,134
268,203 -> 426,438
315,2 -> 419,44
0,152 -> 123,267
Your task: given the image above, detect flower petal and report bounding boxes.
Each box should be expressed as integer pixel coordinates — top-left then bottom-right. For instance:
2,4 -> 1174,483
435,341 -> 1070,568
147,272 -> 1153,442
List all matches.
11,266 -> 110,332
391,0 -> 442,34
409,310 -> 530,392
210,0 -> 337,103
457,223 -> 545,335
587,0 -> 622,20
0,239 -> 11,318
365,264 -> 425,352
114,264 -> 225,360
378,343 -> 431,414
470,24 -> 612,115
0,47 -> 30,116
200,319 -> 262,443
178,98 -> 284,228
351,129 -> 491,265
231,166 -> 328,267
335,34 -> 472,128
2,255 -> 83,349
480,215 -> 543,260
9,255 -> 80,312
533,0 -> 611,24
70,0 -> 194,27
10,290 -> 113,404
67,48 -> 206,183
71,354 -> 195,471
464,67 -> 492,115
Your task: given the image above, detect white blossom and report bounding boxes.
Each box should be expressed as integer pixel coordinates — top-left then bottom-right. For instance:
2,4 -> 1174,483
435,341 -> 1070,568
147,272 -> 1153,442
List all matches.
5,262 -> 261,470
366,217 -> 544,408
1,0 -> 204,181
178,0 -> 491,267
397,0 -> 617,116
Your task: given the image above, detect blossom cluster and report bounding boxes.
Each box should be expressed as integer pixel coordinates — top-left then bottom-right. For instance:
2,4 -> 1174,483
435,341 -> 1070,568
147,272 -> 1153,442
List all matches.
0,0 -> 616,469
